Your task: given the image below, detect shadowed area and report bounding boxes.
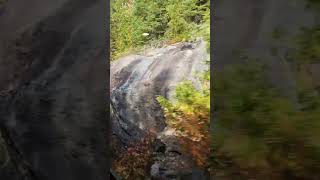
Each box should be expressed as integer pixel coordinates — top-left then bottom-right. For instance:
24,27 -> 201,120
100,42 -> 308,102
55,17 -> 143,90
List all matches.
0,0 -> 108,180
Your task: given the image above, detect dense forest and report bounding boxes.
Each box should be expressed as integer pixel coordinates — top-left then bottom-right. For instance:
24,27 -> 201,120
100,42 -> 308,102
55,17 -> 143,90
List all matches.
110,0 -> 210,60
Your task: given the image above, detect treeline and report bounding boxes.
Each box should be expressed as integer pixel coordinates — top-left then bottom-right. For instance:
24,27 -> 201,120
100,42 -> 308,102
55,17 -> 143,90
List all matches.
110,0 -> 210,60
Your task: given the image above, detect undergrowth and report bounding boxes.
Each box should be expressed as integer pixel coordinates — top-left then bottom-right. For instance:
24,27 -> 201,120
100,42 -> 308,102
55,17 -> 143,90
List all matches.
113,131 -> 156,180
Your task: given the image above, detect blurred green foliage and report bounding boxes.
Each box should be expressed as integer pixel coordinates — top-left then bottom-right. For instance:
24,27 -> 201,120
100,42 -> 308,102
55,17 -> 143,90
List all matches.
306,0 -> 320,10
213,51 -> 320,179
110,0 -> 210,60
213,62 -> 320,179
288,25 -> 320,64
211,1 -> 320,179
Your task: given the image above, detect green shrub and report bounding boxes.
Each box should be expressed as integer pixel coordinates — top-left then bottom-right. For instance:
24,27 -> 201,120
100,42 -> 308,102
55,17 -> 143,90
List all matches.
157,71 -> 210,168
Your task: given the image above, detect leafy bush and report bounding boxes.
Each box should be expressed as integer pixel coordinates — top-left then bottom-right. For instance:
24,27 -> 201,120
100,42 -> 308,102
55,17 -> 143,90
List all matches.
157,71 -> 210,168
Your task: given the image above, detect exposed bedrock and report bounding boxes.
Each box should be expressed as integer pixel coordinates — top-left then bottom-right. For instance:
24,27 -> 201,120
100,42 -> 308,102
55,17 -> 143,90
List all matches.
111,40 -> 209,179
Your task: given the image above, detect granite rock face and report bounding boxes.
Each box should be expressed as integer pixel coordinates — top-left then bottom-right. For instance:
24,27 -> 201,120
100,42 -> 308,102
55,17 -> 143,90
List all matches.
111,40 -> 209,179
0,0 -> 108,180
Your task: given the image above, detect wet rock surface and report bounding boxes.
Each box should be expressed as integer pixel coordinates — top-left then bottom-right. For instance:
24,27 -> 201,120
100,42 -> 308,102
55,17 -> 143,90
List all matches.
111,40 -> 209,179
0,0 -> 108,180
